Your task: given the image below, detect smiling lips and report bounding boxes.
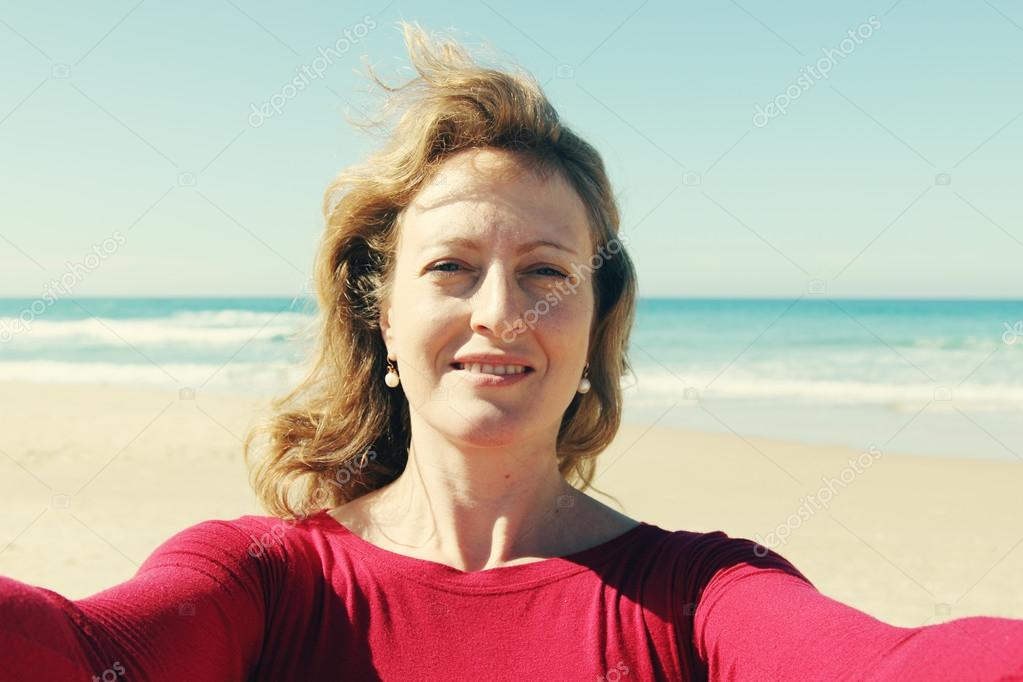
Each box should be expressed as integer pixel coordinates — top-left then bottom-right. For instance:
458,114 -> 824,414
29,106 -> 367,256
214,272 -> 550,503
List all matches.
448,353 -> 536,386
449,362 -> 534,386
452,362 -> 530,375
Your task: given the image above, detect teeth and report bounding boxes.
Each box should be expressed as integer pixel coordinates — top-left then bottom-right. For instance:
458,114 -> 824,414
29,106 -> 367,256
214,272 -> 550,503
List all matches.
455,363 -> 527,375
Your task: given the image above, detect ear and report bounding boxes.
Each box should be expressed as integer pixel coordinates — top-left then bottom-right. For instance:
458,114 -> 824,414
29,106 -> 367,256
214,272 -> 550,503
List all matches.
379,304 -> 394,359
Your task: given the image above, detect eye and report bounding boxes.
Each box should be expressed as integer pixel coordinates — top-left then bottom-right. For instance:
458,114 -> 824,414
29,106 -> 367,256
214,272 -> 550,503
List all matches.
533,266 -> 569,279
426,262 -> 568,279
427,261 -> 467,275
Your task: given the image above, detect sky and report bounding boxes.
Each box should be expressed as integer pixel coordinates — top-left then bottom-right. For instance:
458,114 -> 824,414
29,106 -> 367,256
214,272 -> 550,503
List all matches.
1,1 -> 1021,299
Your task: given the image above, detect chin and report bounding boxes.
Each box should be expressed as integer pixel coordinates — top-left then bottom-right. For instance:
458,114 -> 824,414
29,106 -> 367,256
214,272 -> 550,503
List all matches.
445,408 -> 532,447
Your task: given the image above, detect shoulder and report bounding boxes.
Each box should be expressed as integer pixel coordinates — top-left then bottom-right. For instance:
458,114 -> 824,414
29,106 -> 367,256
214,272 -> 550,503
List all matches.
651,526 -> 812,585
621,524 -> 815,614
138,511 -> 326,577
145,513 -> 284,552
621,526 -> 818,659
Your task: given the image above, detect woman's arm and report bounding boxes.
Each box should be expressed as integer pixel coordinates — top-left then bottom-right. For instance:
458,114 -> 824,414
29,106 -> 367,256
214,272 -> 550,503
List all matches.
687,534 -> 1023,681
1,517 -> 271,681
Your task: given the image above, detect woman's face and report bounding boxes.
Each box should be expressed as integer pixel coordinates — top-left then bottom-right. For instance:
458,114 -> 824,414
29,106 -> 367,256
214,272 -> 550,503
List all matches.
380,147 -> 595,448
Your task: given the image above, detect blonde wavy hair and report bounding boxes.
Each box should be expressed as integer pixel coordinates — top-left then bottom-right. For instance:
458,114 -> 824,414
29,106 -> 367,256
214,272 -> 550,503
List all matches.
243,21 -> 638,520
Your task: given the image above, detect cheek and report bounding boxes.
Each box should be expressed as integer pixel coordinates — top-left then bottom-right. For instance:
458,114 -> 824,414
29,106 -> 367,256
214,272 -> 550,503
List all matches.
531,287 -> 593,334
404,310 -> 457,357
389,286 -> 454,362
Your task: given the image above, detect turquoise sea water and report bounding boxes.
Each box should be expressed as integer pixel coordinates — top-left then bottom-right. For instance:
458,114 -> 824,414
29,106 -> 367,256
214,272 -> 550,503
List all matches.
1,297 -> 1020,461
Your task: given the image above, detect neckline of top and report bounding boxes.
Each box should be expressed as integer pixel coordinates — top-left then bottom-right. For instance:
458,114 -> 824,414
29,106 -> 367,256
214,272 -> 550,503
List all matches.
310,508 -> 661,593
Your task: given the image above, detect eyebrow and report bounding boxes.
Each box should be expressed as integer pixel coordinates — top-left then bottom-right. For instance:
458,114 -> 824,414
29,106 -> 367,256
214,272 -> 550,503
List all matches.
432,237 -> 579,256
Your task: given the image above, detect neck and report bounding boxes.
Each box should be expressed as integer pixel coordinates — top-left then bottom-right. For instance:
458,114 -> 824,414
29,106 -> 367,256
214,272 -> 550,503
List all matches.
364,419 -> 580,571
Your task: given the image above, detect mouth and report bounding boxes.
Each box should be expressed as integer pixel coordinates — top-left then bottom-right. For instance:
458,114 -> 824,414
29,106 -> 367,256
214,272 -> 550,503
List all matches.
450,362 -> 535,376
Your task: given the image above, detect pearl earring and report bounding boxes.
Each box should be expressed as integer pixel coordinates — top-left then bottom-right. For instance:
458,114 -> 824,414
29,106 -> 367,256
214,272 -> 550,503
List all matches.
384,357 -> 400,388
578,362 -> 591,394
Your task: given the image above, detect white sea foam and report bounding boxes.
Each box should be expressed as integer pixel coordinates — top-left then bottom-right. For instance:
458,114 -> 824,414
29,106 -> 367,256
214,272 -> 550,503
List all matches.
0,360 -> 306,395
0,311 -> 315,347
622,371 -> 1023,412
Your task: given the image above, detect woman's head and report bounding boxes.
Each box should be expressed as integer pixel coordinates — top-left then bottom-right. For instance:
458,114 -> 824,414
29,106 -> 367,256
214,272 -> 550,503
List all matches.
380,146 -> 596,449
244,21 -> 638,520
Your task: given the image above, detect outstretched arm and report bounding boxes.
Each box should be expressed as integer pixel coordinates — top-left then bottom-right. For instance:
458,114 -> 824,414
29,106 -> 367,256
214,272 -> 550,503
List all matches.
689,535 -> 1023,681
1,517 -> 270,681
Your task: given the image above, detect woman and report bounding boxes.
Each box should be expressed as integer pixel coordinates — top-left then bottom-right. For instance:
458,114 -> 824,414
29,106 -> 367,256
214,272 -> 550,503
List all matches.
2,22 -> 1022,682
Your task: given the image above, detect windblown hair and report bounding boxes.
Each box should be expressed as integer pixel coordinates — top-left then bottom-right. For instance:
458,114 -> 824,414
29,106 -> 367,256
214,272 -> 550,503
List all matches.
243,21 -> 639,520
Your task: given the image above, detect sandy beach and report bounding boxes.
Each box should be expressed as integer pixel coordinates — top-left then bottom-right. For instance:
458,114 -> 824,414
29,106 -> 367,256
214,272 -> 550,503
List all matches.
1,380 -> 1020,627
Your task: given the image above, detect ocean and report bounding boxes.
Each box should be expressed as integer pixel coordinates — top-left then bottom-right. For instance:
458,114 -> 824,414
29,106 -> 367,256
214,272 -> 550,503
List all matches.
1,297 -> 1020,461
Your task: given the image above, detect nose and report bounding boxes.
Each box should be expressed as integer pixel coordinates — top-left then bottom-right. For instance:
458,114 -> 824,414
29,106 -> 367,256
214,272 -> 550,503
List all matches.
468,264 -> 525,338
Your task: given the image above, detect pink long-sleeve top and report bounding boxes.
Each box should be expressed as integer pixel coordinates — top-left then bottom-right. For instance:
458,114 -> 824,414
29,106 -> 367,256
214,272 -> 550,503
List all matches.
2,509 -> 1022,681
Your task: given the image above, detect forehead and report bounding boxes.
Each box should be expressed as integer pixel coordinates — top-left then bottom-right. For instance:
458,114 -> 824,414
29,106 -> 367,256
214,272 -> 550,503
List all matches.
398,149 -> 592,251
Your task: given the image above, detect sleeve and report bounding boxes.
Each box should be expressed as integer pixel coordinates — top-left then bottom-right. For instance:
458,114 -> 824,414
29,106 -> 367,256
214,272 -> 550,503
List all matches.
0,517 -> 273,682
687,533 -> 1023,682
